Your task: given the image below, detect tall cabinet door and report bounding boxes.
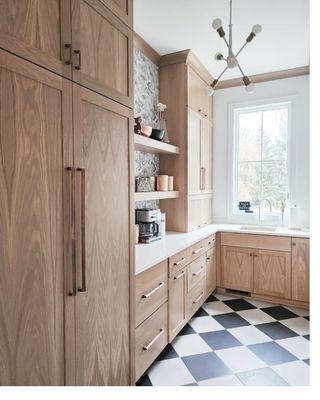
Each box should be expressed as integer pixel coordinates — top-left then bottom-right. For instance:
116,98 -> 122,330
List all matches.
0,0 -> 72,78
188,108 -> 202,195
70,85 -> 132,386
99,0 -> 133,27
71,0 -> 133,107
200,118 -> 213,193
0,50 -> 72,385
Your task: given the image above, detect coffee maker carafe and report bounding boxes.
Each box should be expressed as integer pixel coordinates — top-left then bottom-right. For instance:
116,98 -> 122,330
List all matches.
135,209 -> 162,243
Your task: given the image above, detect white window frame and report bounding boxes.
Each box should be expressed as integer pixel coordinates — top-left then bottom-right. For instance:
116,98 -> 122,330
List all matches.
227,97 -> 293,226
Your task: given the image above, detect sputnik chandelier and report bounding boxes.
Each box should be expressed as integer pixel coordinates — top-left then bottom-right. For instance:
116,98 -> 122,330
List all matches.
206,0 -> 262,96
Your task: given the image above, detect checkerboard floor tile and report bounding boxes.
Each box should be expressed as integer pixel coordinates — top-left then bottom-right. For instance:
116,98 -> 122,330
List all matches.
136,293 -> 310,386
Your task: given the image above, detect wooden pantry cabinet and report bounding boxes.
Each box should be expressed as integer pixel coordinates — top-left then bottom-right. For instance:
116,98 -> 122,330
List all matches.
159,50 -> 213,232
0,0 -> 133,107
0,49 -> 133,386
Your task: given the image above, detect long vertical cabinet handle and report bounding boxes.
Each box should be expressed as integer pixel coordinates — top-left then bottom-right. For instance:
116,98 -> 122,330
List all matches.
77,168 -> 86,292
67,167 -> 77,296
74,50 -> 82,70
200,167 -> 205,190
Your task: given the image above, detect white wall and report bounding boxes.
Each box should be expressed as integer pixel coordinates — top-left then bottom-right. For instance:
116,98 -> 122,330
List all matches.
213,75 -> 310,228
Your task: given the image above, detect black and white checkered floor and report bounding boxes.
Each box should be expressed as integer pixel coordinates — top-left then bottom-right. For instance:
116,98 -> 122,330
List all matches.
137,292 -> 310,386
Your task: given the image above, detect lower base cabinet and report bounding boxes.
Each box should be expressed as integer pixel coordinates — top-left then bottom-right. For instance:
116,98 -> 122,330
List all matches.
253,250 -> 291,299
186,278 -> 206,319
292,238 -> 309,302
135,302 -> 168,381
206,247 -> 217,295
221,246 -> 253,292
169,267 -> 187,341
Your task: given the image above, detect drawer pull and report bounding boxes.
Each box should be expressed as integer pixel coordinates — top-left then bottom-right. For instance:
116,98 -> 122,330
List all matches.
193,266 -> 205,276
174,257 -> 186,266
143,328 -> 165,351
142,282 -> 164,298
193,291 -> 204,304
193,246 -> 204,255
174,271 -> 186,280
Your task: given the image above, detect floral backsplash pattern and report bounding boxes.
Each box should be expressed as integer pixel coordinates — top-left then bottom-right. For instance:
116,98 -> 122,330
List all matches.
134,48 -> 160,209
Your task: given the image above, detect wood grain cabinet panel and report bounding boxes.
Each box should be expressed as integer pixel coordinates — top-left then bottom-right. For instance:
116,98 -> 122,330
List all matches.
221,246 -> 253,292
253,250 -> 291,299
0,0 -> 72,77
206,248 -> 217,295
71,0 -> 133,107
70,85 -> 131,386
135,302 -> 168,382
99,0 -> 133,27
186,278 -> 206,320
169,267 -> 187,341
188,195 -> 213,231
188,108 -> 202,195
135,261 -> 168,328
188,67 -> 212,120
200,118 -> 213,193
0,50 -> 72,385
292,239 -> 309,302
187,254 -> 206,293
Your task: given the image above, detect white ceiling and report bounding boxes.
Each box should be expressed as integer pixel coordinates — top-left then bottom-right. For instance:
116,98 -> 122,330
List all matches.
134,0 -> 309,80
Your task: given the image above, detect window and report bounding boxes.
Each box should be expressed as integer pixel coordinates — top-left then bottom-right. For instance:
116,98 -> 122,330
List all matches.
232,102 -> 290,221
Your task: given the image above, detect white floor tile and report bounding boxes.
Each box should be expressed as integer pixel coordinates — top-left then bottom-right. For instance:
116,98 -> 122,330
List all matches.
280,317 -> 309,336
213,293 -> 238,301
228,326 -> 272,345
189,316 -> 224,333
246,299 -> 275,309
171,333 -> 212,357
276,336 -> 309,360
198,374 -> 244,386
202,301 -> 233,316
148,358 -> 196,386
215,346 -> 267,373
237,309 -> 276,325
272,361 -> 309,386
284,306 -> 310,317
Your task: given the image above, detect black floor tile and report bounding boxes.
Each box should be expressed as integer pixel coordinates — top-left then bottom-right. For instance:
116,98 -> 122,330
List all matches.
256,322 -> 298,340
213,312 -> 250,329
248,342 -> 298,366
304,316 -> 310,321
303,359 -> 310,365
156,343 -> 179,361
184,383 -> 199,386
261,306 -> 298,320
177,323 -> 196,336
205,294 -> 219,303
192,307 -> 209,318
136,373 -> 152,386
182,352 -> 231,381
200,330 -> 242,350
223,298 -> 256,311
303,334 -> 310,341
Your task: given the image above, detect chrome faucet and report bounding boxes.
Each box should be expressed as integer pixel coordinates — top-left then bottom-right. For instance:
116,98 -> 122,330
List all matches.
257,198 -> 273,222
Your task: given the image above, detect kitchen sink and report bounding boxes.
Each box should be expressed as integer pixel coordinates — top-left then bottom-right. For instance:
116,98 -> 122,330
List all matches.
240,225 -> 277,232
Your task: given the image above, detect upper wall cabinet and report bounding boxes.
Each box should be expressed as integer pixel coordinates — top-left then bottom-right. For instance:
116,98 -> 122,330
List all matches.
0,0 -> 72,78
188,67 -> 212,121
98,0 -> 133,27
0,0 -> 133,107
71,0 -> 133,108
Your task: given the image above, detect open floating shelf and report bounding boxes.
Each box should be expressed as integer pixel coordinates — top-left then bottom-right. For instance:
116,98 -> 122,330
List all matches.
134,134 -> 179,155
135,191 -> 180,202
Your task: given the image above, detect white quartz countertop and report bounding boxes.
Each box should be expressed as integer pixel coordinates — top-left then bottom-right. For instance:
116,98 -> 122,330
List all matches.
135,224 -> 309,275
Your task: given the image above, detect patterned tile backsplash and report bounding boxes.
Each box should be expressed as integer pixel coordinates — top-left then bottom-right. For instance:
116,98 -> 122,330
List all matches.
134,48 -> 160,210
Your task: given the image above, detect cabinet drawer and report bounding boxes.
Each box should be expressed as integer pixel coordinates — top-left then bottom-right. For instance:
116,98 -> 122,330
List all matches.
135,260 -> 168,327
135,302 -> 168,381
169,248 -> 190,276
187,254 -> 206,293
221,233 -> 291,252
205,234 -> 216,251
187,278 -> 206,319
188,239 -> 207,262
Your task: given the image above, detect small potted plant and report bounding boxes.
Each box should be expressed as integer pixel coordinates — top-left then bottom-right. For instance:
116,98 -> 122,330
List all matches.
156,102 -> 170,143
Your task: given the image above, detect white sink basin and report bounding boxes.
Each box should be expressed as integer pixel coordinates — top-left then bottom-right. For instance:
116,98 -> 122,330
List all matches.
240,225 -> 277,232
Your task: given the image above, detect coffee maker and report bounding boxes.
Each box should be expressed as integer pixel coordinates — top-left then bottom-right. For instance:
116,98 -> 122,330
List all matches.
135,208 -> 162,243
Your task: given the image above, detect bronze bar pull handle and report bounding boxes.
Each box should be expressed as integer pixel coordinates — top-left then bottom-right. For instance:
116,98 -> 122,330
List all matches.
74,50 -> 81,70
193,291 -> 204,304
143,329 -> 165,351
67,167 -> 77,296
64,43 -> 72,65
77,168 -> 86,292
